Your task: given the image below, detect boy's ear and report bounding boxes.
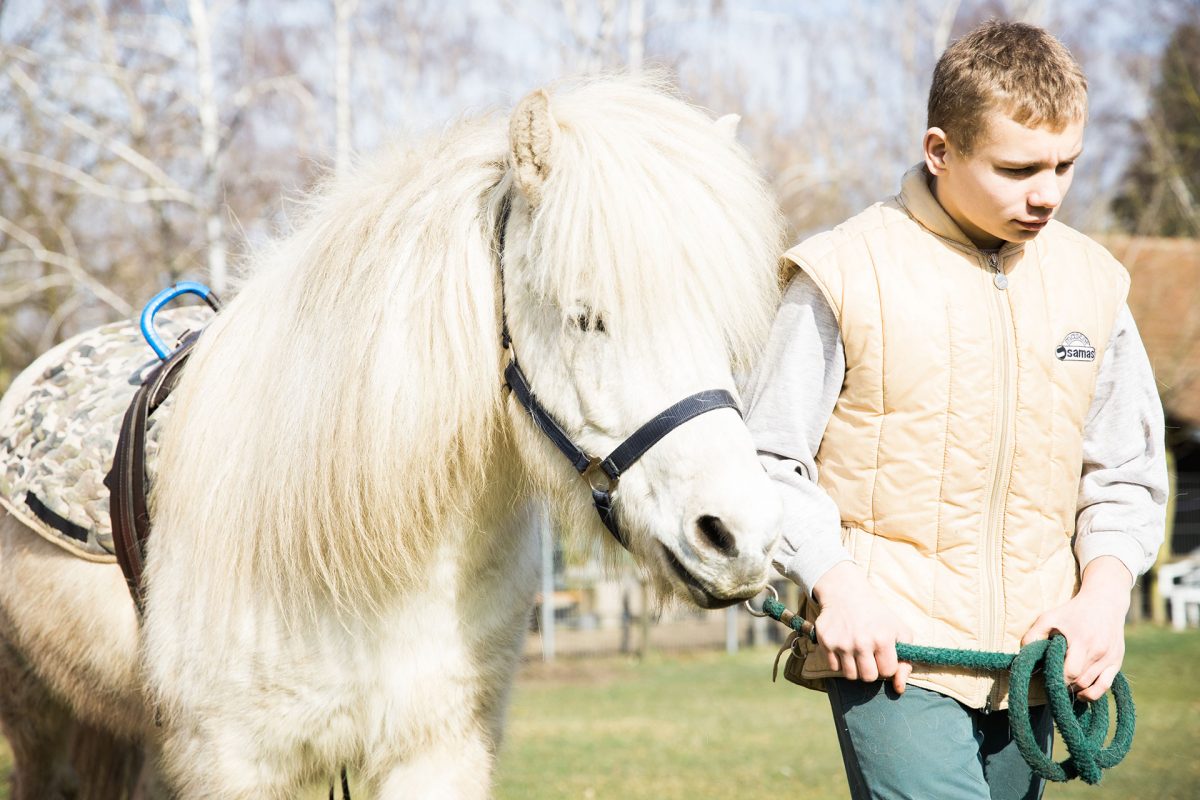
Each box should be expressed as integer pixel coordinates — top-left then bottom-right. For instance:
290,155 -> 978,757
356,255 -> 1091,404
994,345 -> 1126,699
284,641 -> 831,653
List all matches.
924,127 -> 950,175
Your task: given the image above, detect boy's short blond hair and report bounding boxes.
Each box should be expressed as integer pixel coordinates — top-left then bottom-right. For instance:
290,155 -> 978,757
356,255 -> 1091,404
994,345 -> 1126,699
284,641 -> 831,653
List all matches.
927,20 -> 1088,154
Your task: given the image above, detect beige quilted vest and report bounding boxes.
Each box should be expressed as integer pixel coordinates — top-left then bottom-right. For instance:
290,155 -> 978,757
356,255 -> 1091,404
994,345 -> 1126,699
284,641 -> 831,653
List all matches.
783,165 -> 1129,710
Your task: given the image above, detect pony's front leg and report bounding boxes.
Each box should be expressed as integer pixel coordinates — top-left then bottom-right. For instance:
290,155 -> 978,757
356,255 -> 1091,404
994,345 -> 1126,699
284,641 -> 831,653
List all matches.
158,720 -> 324,800
372,735 -> 494,799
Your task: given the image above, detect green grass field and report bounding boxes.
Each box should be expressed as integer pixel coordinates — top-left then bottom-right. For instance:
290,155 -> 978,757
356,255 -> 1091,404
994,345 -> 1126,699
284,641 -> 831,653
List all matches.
1,626 -> 1197,798
497,625 -> 1200,799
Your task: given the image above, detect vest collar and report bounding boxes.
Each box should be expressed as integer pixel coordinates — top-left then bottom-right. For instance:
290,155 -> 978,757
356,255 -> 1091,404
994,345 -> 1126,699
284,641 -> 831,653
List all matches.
897,164 -> 1025,258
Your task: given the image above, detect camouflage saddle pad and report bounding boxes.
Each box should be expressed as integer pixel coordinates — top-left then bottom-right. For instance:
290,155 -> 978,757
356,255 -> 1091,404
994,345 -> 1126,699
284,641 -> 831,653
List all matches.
0,307 -> 212,561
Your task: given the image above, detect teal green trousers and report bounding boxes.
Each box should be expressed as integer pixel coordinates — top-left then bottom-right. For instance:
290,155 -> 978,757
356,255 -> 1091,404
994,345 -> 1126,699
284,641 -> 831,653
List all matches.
827,679 -> 1054,800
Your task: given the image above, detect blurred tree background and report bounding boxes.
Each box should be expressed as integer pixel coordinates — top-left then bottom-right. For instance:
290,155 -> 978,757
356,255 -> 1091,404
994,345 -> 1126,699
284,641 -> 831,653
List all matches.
1112,19 -> 1200,238
0,0 -> 1197,391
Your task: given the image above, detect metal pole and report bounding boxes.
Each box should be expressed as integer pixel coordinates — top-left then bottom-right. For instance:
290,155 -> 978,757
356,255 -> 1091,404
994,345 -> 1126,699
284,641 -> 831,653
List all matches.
725,605 -> 739,654
638,578 -> 651,659
539,503 -> 555,663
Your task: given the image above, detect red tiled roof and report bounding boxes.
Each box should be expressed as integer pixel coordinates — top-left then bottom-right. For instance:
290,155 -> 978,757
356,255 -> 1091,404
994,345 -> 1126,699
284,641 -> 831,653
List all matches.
1100,236 -> 1200,427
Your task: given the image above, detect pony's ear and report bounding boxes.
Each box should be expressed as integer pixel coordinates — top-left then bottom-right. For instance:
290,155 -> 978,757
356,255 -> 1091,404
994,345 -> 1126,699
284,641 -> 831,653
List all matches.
510,89 -> 558,206
714,113 -> 741,142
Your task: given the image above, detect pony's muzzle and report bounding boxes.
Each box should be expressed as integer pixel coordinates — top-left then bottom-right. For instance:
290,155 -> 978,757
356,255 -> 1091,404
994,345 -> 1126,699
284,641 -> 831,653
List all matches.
670,489 -> 782,607
663,517 -> 774,609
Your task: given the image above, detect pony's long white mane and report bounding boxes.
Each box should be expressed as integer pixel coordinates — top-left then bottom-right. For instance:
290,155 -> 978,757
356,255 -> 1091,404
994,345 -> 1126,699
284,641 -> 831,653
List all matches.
149,73 -> 783,621
527,76 -> 783,367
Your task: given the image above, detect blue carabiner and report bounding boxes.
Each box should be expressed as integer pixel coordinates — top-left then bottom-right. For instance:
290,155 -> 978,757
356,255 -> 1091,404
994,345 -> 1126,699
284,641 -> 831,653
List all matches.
139,281 -> 222,360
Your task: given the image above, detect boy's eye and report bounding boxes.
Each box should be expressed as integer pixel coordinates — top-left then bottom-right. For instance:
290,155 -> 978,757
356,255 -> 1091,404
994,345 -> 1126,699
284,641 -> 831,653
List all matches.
1000,166 -> 1036,177
1056,162 -> 1075,175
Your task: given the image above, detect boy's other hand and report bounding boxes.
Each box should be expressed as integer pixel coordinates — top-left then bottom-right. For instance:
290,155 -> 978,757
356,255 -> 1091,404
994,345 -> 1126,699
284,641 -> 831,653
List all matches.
1021,555 -> 1134,703
812,561 -> 914,694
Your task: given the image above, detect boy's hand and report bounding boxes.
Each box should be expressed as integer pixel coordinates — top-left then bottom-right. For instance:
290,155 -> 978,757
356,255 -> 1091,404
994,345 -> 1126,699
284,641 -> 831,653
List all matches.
1021,556 -> 1134,702
812,561 -> 914,694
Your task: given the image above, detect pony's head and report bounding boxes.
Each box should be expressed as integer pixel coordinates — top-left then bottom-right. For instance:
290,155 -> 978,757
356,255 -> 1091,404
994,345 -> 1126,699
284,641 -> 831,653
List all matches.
497,76 -> 785,608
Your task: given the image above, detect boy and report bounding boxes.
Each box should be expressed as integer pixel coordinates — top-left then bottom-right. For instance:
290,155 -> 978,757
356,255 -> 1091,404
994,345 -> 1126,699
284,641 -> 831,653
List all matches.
745,20 -> 1167,800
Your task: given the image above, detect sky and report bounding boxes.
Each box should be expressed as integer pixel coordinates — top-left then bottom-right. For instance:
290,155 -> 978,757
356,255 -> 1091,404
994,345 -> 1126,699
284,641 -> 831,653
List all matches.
1,0 -> 1194,233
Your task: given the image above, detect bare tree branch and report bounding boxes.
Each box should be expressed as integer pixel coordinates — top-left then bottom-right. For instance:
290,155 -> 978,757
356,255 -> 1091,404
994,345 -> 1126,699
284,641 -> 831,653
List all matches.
932,0 -> 962,61
230,74 -> 317,114
37,291 -> 84,353
6,63 -> 193,200
0,273 -> 75,308
0,215 -> 132,316
87,0 -> 148,138
0,43 -> 194,101
0,145 -> 198,205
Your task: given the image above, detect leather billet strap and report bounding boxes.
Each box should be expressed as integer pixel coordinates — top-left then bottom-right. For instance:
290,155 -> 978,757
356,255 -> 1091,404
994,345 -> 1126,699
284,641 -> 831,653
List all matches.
105,330 -> 201,614
503,357 -> 741,548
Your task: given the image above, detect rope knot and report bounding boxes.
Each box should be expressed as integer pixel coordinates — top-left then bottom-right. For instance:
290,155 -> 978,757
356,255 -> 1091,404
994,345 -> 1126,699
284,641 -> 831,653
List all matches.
1008,635 -> 1135,785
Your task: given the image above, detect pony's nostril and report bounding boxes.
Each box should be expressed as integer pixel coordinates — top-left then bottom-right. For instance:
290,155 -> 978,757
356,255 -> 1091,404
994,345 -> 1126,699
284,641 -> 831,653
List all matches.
695,514 -> 738,556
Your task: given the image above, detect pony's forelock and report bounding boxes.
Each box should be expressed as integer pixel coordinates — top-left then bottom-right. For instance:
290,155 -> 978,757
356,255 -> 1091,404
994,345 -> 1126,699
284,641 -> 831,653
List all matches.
528,72 -> 785,370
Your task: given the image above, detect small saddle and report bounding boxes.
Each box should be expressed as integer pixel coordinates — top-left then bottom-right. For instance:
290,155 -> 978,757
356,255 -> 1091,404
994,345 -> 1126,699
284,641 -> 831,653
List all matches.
0,308 -> 210,564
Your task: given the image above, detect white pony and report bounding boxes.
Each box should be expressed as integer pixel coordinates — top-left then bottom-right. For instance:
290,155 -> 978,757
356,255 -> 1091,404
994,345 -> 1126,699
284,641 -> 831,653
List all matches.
0,74 -> 785,799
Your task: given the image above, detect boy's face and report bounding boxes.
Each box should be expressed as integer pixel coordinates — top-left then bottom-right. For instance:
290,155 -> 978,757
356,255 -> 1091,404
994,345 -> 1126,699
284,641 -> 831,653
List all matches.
923,111 -> 1085,249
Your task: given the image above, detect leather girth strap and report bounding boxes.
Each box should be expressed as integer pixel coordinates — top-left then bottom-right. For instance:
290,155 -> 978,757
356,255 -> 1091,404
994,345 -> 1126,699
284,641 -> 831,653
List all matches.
104,331 -> 201,615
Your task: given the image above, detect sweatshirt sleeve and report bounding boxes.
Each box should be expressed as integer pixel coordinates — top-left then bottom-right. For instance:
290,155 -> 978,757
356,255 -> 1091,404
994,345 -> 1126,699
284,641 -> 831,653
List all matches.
743,269 -> 850,597
1074,304 -> 1169,581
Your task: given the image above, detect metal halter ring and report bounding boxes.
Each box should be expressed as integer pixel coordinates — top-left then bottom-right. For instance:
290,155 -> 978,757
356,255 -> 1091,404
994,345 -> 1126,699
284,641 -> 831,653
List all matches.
581,457 -> 619,494
744,583 -> 778,617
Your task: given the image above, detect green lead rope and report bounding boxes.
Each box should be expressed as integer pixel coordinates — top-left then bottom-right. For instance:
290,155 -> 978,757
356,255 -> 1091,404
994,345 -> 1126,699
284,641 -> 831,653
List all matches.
760,597 -> 1136,785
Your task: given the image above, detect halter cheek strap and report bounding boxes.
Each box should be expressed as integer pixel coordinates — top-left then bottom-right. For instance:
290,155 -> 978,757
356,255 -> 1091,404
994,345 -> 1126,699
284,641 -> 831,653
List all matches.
494,190 -> 742,550
503,359 -> 740,548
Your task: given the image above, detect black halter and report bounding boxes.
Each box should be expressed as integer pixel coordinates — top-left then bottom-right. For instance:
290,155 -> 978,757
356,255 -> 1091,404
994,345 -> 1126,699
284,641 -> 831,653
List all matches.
494,194 -> 741,550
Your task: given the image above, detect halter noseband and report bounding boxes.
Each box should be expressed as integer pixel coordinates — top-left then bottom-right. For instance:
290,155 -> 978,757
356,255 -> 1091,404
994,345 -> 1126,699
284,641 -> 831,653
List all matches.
494,193 -> 741,550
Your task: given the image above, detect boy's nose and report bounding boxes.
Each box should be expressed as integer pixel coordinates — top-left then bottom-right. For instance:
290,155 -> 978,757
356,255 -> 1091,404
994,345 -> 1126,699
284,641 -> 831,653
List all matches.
1028,176 -> 1062,210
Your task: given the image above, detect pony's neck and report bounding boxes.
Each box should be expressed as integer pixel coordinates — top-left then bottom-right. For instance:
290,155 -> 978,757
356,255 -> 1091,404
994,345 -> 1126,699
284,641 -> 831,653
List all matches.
155,120 -> 521,620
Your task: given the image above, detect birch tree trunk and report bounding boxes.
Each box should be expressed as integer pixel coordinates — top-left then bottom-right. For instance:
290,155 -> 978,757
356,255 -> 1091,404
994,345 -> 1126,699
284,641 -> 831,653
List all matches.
628,0 -> 644,74
188,0 -> 227,294
335,0 -> 359,175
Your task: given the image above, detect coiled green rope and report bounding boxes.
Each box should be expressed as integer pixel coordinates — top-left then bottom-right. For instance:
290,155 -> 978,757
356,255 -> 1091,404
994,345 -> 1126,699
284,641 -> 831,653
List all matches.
760,596 -> 1135,785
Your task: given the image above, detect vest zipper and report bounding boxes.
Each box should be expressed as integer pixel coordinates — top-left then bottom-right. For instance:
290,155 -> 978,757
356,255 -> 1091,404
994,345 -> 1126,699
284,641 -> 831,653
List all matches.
982,251 -> 1014,713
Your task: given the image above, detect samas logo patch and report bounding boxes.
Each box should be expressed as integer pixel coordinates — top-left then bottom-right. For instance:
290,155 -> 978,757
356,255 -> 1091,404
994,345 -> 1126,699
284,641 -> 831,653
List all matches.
1055,332 -> 1095,362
